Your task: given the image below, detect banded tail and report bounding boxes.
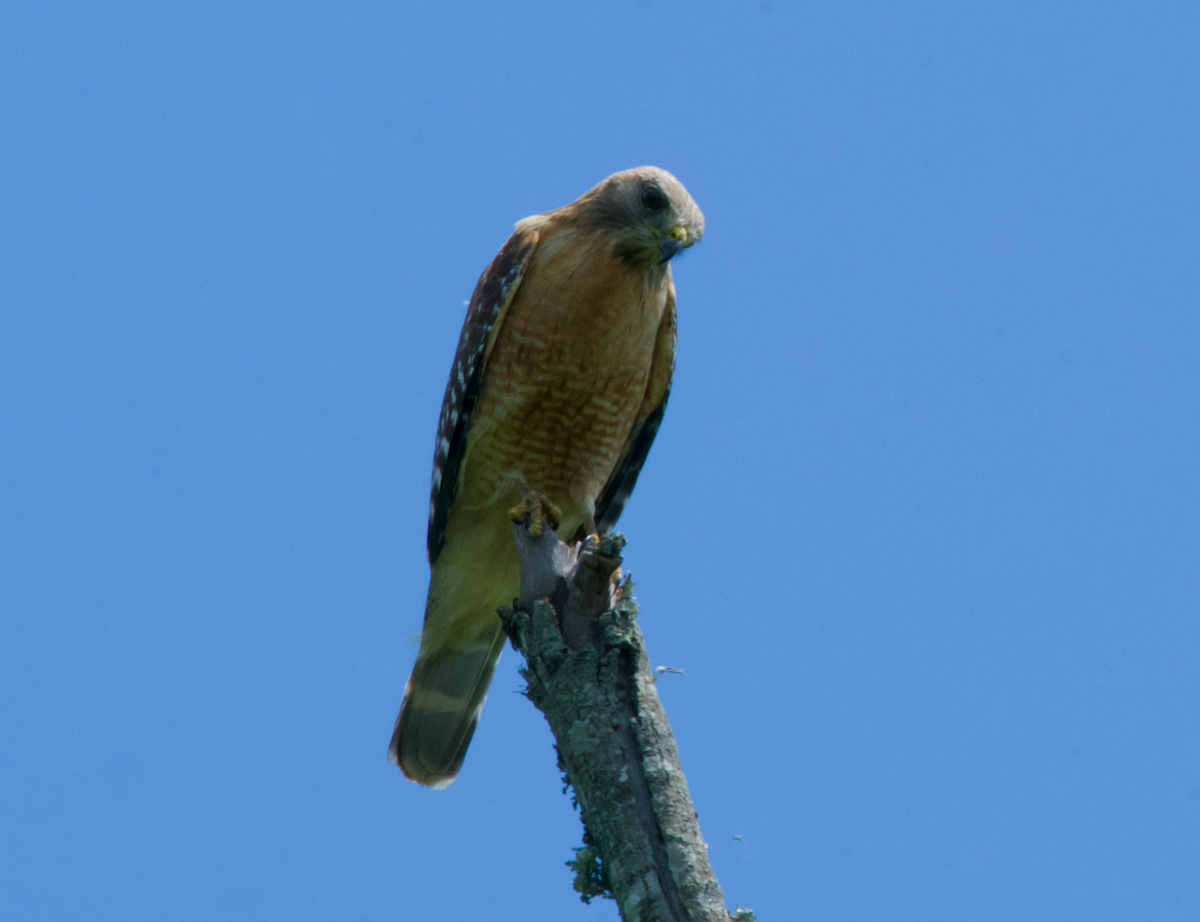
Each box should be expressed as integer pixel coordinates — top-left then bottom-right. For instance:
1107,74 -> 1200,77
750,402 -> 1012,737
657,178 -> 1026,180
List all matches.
389,620 -> 507,788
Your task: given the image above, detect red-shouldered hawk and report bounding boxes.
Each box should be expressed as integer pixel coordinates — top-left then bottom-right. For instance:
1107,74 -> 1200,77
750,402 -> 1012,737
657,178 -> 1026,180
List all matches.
390,167 -> 704,788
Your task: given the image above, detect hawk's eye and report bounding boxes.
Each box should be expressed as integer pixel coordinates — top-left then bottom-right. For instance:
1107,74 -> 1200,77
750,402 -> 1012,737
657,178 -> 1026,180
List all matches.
640,185 -> 668,212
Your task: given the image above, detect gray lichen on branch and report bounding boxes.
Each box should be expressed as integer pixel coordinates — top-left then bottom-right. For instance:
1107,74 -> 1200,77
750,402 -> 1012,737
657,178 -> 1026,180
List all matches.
498,523 -> 746,922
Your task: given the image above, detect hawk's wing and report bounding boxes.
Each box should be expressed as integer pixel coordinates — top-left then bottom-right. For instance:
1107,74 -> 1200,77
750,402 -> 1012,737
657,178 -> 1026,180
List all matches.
595,284 -> 677,533
427,226 -> 540,565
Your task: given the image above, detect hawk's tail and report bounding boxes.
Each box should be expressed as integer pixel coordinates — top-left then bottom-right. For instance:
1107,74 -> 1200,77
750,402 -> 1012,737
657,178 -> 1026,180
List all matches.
389,622 -> 507,788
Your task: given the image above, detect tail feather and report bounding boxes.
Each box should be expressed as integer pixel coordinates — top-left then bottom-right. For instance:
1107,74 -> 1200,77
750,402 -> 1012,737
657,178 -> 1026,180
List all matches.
389,623 -> 507,788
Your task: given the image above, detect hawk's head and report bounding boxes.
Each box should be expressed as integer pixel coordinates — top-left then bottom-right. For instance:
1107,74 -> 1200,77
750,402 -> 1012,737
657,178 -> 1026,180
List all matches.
569,166 -> 705,269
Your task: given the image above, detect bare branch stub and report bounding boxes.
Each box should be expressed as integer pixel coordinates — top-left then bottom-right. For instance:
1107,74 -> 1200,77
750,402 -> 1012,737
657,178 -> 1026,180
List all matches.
499,523 -> 733,922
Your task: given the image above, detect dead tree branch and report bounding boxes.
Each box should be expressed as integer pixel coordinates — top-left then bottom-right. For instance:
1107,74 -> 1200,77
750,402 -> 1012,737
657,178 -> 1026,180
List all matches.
498,524 -> 743,922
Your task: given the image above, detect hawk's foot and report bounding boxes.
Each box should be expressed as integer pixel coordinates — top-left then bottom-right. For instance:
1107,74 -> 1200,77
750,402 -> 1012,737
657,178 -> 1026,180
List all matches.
508,491 -> 562,539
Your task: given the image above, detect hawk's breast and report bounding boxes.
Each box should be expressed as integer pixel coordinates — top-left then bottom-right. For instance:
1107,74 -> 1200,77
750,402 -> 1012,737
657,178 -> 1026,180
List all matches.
455,230 -> 670,534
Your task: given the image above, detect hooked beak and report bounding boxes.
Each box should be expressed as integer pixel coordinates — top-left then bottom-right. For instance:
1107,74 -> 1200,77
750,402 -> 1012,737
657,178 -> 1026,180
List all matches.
658,225 -> 690,263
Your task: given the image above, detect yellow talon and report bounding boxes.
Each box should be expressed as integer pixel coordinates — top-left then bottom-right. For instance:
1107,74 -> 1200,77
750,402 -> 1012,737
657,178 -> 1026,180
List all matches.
508,492 -> 561,538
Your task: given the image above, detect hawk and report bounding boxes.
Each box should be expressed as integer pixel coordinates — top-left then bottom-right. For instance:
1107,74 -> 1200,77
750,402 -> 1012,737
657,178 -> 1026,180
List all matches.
390,166 -> 704,787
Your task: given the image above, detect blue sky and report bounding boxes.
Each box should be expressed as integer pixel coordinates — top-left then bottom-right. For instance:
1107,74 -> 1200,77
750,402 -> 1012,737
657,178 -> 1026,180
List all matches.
3,2 -> 1198,920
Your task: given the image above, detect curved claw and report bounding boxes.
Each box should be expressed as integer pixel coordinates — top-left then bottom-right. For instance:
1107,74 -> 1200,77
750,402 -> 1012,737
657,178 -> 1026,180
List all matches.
508,491 -> 562,538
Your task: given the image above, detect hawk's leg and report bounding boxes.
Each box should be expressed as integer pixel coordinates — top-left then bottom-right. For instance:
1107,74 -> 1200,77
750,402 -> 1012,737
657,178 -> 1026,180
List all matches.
508,490 -> 562,539
568,520 -> 601,546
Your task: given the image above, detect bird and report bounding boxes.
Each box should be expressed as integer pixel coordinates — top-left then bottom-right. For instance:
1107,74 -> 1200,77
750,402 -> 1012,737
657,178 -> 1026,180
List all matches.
390,166 -> 704,788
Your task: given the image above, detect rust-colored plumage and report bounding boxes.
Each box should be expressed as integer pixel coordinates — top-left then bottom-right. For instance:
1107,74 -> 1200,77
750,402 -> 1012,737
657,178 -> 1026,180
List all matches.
390,167 -> 704,787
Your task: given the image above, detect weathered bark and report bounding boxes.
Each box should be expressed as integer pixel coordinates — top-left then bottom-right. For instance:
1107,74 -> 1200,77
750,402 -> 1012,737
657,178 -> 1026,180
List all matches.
498,524 -> 738,922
